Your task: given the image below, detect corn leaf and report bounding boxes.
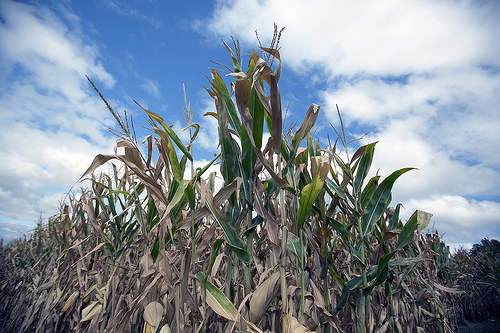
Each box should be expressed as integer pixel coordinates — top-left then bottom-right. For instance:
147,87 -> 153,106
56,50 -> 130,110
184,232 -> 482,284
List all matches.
362,168 -> 415,237
286,232 -> 302,265
325,178 -> 348,201
297,175 -> 324,230
396,210 -> 420,250
269,75 -> 282,150
143,302 -> 164,332
138,103 -> 193,162
249,271 -> 280,323
203,278 -> 238,322
205,199 -> 250,263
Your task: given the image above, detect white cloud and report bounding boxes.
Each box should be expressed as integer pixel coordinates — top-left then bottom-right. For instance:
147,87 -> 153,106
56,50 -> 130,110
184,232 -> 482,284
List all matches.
203,0 -> 500,247
402,195 -> 500,245
0,1 -> 117,237
141,78 -> 161,98
194,99 -> 221,152
101,0 -> 161,29
204,0 -> 500,75
0,219 -> 34,244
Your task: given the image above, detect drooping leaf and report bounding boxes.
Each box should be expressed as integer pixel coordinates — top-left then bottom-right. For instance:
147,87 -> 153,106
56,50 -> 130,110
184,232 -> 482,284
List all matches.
325,178 -> 348,201
79,154 -> 116,181
249,271 -> 280,323
203,278 -> 238,322
416,209 -> 433,234
209,69 -> 242,137
166,179 -> 190,214
205,198 -> 250,263
331,268 -> 377,315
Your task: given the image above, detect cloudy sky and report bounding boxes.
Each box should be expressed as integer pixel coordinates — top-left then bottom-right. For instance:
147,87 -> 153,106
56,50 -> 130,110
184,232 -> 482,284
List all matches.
0,0 -> 498,249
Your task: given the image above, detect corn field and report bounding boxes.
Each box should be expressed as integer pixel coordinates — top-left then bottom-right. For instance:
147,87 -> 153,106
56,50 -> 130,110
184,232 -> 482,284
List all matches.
0,30 -> 490,333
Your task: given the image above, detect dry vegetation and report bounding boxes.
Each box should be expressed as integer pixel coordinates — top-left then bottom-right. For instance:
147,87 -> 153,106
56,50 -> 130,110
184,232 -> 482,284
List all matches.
1,29 -> 498,333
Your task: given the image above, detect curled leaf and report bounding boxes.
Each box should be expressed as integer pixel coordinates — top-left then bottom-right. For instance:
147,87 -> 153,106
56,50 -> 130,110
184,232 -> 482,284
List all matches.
143,302 -> 164,333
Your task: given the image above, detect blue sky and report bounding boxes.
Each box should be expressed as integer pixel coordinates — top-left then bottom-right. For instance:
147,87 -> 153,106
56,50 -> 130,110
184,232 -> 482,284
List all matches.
0,0 -> 499,250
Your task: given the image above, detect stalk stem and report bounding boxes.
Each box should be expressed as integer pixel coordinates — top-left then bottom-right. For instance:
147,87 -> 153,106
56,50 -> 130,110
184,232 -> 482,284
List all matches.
359,235 -> 370,333
299,229 -> 305,313
279,155 -> 288,333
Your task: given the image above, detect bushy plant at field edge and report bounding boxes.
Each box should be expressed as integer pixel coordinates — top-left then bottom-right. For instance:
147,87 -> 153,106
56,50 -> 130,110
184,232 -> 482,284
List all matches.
445,238 -> 500,325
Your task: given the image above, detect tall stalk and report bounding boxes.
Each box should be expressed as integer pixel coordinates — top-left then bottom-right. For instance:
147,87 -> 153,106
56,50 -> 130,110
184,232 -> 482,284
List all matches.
279,154 -> 288,333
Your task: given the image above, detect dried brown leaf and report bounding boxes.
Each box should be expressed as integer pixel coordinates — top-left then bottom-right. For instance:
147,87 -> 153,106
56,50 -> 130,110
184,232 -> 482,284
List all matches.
81,301 -> 102,322
249,271 -> 280,323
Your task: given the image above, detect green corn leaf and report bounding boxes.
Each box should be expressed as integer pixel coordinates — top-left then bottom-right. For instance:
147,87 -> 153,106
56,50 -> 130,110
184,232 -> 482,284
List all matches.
354,142 -> 376,196
210,70 -> 242,137
327,216 -> 349,243
166,179 -> 190,213
297,176 -> 324,230
247,51 -> 257,77
222,39 -> 242,73
396,210 -> 420,250
371,252 -> 393,291
186,181 -> 195,210
204,278 -> 238,322
207,239 -> 225,277
331,267 -> 377,316
241,124 -> 256,183
153,126 -> 183,182
334,155 -> 354,183
387,203 -> 402,230
360,176 -> 381,210
220,136 -> 236,184
286,232 -> 302,265
325,178 -> 348,201
194,153 -> 220,182
109,190 -> 130,196
362,168 -> 415,237
249,87 -> 264,150
205,199 -> 250,263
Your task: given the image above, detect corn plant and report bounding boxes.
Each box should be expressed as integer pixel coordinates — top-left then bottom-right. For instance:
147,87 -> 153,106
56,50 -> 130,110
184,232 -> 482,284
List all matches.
0,28 -> 466,333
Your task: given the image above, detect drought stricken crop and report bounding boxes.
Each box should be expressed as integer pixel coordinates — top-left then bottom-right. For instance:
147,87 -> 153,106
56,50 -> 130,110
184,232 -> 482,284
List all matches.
0,28 -> 470,332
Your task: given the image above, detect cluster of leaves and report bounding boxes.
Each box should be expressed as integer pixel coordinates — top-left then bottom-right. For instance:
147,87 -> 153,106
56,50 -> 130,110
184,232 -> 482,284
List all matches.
0,33 -> 462,333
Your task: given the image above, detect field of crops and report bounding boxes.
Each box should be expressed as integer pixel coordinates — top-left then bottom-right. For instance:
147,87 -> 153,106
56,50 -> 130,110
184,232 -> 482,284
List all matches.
0,30 -> 498,333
